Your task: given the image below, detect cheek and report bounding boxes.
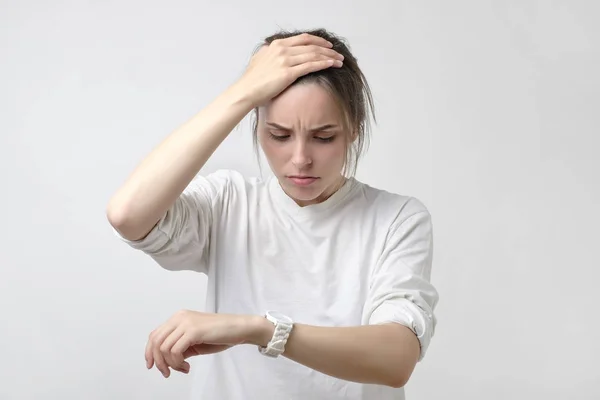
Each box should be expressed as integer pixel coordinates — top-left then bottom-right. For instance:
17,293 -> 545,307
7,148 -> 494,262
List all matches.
322,142 -> 347,166
259,137 -> 286,164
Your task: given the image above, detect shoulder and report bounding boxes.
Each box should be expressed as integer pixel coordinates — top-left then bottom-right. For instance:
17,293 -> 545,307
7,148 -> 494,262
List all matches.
190,169 -> 261,190
351,182 -> 433,254
192,168 -> 246,185
351,179 -> 431,226
187,169 -> 270,203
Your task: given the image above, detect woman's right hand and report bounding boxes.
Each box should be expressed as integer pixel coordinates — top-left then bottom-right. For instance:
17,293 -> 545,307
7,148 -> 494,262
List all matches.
235,33 -> 345,107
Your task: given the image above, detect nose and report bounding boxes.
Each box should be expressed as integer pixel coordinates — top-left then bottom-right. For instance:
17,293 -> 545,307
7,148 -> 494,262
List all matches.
291,141 -> 312,169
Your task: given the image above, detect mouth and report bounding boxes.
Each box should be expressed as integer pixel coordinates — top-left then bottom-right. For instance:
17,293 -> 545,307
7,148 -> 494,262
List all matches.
287,176 -> 319,186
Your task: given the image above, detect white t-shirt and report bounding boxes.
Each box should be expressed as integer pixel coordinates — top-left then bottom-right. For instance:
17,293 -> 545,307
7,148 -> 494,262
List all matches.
115,169 -> 439,400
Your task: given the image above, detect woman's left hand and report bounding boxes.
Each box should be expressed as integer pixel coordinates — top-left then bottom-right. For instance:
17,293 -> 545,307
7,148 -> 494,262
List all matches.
145,310 -> 267,377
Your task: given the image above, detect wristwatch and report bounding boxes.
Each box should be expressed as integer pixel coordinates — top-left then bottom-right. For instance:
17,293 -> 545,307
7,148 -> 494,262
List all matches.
258,310 -> 294,358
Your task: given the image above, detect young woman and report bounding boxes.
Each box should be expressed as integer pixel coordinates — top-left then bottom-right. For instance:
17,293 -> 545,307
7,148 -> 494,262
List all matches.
108,29 -> 439,400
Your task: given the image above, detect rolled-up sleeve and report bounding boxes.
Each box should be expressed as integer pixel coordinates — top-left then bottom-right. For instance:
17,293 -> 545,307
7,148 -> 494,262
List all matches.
112,169 -> 232,274
363,208 -> 439,361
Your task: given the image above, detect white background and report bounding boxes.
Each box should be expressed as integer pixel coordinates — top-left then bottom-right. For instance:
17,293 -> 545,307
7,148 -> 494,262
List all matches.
1,1 -> 599,399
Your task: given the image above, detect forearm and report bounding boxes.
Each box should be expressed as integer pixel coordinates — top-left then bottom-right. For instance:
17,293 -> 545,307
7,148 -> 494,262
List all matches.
252,319 -> 420,388
107,83 -> 254,240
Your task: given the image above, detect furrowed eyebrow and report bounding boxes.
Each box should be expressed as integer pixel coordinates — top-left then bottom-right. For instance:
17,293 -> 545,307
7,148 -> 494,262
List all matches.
266,122 -> 339,133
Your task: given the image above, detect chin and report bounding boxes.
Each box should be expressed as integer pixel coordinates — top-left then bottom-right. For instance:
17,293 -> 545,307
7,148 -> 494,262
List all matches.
284,182 -> 329,206
288,184 -> 321,196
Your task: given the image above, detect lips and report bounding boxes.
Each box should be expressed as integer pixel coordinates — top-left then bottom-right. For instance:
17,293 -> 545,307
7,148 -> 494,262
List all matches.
288,176 -> 319,186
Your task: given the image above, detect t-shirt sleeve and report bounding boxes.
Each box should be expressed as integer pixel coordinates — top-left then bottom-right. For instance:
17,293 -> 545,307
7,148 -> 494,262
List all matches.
112,169 -> 233,274
363,201 -> 439,362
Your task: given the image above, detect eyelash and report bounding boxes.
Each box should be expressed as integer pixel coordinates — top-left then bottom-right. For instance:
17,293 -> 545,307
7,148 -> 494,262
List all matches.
269,133 -> 335,143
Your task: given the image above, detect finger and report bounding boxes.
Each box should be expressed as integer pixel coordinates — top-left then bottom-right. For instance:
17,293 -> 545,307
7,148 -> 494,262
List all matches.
151,325 -> 176,377
145,321 -> 174,369
145,332 -> 154,369
172,363 -> 190,374
286,45 -> 344,61
153,342 -> 171,378
290,59 -> 343,77
160,328 -> 186,369
288,52 -> 343,68
183,344 -> 231,358
274,33 -> 333,49
145,326 -> 169,370
171,332 -> 193,362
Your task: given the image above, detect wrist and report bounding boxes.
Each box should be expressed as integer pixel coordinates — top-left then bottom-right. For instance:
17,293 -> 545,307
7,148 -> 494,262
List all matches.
225,81 -> 258,111
245,315 -> 274,347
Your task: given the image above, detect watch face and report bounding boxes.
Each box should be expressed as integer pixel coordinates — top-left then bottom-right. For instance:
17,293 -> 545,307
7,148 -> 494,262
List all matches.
267,311 -> 293,324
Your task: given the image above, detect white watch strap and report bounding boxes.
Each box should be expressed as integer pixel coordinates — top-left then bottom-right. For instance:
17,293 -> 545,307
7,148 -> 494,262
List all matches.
258,312 -> 293,358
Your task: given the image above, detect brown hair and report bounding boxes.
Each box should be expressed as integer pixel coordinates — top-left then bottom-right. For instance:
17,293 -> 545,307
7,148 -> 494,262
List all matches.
250,28 -> 376,178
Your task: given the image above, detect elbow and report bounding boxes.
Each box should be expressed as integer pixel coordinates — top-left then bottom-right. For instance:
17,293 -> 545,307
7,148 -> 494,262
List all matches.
375,325 -> 419,388
106,202 -> 124,230
381,349 -> 418,388
385,351 -> 419,388
106,200 -> 148,241
106,197 -> 130,231
384,371 -> 410,389
388,377 -> 409,389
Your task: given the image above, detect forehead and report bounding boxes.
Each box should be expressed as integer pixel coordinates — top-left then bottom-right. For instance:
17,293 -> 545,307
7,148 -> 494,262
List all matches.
261,82 -> 342,123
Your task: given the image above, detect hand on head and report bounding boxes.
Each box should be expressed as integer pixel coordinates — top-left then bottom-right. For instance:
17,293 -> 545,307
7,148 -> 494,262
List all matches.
236,33 -> 345,107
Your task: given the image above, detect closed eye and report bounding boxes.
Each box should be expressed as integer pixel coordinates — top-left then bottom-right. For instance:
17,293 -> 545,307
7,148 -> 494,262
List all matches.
269,133 -> 290,141
268,132 -> 336,143
315,136 -> 335,143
